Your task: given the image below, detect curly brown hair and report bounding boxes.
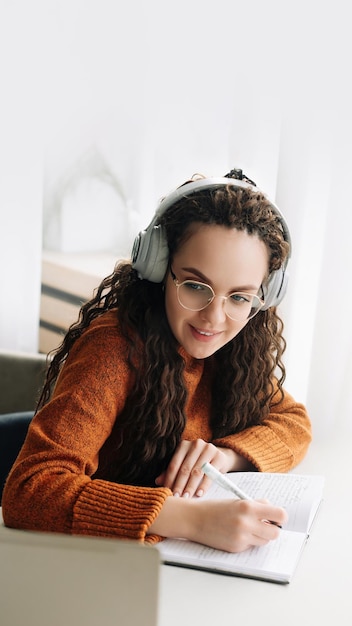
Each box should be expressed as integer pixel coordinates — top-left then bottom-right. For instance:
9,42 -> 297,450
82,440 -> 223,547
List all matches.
37,182 -> 289,486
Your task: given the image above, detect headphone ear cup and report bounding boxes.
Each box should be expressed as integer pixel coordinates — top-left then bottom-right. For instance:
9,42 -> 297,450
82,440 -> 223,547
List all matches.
261,268 -> 289,309
131,224 -> 169,282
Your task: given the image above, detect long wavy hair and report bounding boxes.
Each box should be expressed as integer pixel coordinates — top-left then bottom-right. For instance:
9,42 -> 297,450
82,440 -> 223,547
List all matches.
37,179 -> 290,486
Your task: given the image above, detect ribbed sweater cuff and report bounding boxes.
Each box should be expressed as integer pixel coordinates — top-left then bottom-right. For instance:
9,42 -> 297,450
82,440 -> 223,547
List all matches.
214,428 -> 294,473
72,480 -> 171,543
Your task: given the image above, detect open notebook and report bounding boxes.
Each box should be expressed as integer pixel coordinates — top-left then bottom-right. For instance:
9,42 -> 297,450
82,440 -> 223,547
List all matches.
0,513 -> 161,626
157,472 -> 325,584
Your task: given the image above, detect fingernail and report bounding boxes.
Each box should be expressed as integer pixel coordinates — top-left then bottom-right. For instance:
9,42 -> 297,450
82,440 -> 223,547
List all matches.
196,489 -> 204,497
182,492 -> 190,498
173,491 -> 180,497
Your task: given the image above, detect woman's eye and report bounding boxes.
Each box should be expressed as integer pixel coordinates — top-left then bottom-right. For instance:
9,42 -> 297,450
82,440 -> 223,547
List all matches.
185,282 -> 207,292
230,293 -> 250,304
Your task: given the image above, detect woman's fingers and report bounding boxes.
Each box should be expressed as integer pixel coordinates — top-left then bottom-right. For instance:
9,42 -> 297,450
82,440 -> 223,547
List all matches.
156,440 -> 226,497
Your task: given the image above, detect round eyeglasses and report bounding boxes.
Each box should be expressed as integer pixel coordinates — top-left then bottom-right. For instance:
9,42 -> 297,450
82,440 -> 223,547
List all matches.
171,269 -> 265,322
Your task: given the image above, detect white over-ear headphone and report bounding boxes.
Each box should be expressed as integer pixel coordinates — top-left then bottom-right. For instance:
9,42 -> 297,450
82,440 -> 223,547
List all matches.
131,173 -> 291,309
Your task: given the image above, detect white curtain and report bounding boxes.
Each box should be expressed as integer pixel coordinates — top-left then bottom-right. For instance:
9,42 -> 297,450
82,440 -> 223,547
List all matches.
275,107 -> 352,440
0,0 -> 350,439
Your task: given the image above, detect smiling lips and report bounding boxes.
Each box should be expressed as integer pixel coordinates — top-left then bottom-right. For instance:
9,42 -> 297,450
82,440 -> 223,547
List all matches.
190,325 -> 221,341
196,329 -> 214,336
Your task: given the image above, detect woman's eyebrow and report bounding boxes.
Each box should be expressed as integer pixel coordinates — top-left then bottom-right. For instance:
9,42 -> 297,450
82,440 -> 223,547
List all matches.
180,266 -> 209,282
180,266 -> 260,292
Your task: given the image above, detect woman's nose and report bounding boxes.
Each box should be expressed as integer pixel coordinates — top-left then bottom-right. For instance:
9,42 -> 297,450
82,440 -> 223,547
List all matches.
200,296 -> 227,324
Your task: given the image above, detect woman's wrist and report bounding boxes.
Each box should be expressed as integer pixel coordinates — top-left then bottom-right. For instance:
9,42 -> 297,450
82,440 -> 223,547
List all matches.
218,446 -> 255,472
147,495 -> 200,540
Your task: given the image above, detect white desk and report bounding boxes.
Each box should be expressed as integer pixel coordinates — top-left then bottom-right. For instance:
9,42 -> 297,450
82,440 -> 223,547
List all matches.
1,436 -> 350,625
158,435 -> 352,626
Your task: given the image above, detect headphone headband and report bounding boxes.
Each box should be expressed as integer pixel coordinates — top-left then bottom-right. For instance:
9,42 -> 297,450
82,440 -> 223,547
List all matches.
131,174 -> 291,309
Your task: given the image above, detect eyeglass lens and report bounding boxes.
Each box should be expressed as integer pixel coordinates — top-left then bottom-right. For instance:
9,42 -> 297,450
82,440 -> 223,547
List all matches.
177,281 -> 262,321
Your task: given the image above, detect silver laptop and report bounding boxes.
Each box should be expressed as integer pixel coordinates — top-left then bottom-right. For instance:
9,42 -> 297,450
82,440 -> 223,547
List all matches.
0,520 -> 161,626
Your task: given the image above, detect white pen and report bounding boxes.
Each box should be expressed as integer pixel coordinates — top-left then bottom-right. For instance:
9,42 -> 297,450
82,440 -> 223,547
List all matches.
202,462 -> 252,500
202,462 -> 282,528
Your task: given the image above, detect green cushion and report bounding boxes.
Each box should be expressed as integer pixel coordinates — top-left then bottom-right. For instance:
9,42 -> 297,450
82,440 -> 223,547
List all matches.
0,351 -> 47,413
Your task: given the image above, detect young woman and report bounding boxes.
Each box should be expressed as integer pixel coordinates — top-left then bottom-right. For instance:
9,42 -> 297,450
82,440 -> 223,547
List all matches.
2,169 -> 311,553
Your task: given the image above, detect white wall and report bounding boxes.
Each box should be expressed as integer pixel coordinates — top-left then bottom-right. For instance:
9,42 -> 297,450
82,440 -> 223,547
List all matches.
0,2 -> 43,351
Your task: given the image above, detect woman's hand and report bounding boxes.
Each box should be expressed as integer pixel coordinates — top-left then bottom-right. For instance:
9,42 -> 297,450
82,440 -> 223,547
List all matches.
155,439 -> 254,497
148,496 -> 288,553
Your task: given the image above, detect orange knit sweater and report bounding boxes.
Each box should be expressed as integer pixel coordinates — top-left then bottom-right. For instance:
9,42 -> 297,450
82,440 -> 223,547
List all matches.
2,310 -> 312,543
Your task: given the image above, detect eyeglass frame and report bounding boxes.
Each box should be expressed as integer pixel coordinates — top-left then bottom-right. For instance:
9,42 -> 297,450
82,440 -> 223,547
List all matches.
170,267 -> 266,321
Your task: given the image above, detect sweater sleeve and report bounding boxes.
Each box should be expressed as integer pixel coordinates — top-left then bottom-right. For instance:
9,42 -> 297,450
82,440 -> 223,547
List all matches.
2,312 -> 171,543
213,385 -> 312,472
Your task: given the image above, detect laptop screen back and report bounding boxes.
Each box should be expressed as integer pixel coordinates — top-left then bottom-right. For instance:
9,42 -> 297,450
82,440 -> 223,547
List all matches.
0,523 -> 161,626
